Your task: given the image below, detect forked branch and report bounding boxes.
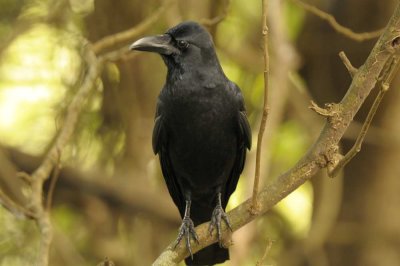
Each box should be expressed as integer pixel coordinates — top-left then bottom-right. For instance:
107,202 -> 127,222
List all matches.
329,56 -> 400,177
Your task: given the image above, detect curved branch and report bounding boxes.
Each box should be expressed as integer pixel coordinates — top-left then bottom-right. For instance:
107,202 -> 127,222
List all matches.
289,0 -> 384,42
3,146 -> 180,225
29,42 -> 101,266
200,0 -> 230,27
153,2 -> 400,265
92,0 -> 172,54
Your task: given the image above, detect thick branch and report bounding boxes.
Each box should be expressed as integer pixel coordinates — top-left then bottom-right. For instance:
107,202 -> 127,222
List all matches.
329,56 -> 400,177
153,2 -> 400,265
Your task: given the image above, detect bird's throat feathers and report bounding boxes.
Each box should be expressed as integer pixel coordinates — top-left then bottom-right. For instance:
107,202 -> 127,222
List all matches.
163,51 -> 225,88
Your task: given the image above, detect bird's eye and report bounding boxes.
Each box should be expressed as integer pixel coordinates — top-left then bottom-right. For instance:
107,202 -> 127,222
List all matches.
177,40 -> 189,49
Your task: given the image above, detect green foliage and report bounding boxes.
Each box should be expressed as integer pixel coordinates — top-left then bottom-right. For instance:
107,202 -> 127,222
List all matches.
275,181 -> 313,237
272,120 -> 309,169
0,25 -> 69,154
270,120 -> 313,238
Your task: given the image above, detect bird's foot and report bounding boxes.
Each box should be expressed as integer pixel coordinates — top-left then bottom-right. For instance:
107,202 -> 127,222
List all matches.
208,205 -> 232,247
174,216 -> 199,259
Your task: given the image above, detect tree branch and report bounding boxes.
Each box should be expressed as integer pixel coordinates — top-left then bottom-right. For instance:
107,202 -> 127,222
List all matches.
4,145 -> 180,226
328,56 -> 400,177
251,0 -> 270,212
92,0 -> 172,54
153,2 -> 400,265
200,0 -> 230,27
0,147 -> 31,215
27,42 -> 101,266
339,51 -> 358,78
289,0 -> 384,42
256,239 -> 274,266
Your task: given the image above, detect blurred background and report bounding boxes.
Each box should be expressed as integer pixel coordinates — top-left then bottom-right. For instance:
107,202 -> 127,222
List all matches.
0,0 -> 399,265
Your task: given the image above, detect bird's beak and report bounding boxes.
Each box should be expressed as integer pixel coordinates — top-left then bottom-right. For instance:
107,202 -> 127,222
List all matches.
129,34 -> 180,55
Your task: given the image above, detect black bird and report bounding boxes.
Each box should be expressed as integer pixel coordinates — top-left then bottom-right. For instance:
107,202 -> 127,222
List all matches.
130,21 -> 251,265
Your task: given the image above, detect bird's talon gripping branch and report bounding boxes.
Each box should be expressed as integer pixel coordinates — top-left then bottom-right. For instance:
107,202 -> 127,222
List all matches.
209,193 -> 232,246
174,216 -> 199,258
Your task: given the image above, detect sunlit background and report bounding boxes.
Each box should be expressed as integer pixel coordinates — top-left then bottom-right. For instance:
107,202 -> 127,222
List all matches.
0,0 -> 399,265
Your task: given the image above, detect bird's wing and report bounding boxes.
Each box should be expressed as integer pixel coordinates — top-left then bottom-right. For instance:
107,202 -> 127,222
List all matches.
223,82 -> 252,207
153,101 -> 185,216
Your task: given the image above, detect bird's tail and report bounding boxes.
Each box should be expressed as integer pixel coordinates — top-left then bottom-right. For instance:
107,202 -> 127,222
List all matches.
185,243 -> 229,266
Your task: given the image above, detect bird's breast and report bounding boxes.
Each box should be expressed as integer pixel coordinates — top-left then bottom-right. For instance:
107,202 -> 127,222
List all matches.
162,86 -> 238,189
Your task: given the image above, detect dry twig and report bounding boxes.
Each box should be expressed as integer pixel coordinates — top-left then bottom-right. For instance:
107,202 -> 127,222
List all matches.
45,150 -> 62,210
92,0 -> 171,54
329,56 -> 400,177
200,0 -> 230,27
290,0 -> 384,42
251,0 -> 270,213
256,239 -> 274,266
339,51 -> 358,78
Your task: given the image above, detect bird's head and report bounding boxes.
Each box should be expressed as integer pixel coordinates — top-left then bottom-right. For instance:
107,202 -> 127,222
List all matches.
130,21 -> 218,70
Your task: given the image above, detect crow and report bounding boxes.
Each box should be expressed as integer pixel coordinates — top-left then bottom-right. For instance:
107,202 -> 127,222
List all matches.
130,21 -> 251,265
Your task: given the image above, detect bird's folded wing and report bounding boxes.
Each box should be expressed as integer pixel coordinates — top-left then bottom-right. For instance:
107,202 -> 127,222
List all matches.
222,82 -> 252,207
153,114 -> 185,216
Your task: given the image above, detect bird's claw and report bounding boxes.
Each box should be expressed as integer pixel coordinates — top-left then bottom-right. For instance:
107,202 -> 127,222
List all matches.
174,216 -> 199,259
208,205 -> 232,247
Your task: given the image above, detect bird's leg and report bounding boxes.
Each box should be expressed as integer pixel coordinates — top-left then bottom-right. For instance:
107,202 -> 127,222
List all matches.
174,199 -> 199,259
208,192 -> 232,246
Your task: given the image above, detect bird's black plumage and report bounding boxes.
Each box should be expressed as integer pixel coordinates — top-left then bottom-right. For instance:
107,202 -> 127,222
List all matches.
131,21 -> 251,265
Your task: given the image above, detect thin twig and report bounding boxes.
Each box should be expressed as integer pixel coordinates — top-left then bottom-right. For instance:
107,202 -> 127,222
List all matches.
153,3 -> 400,264
45,149 -> 62,210
0,148 -> 29,207
339,51 -> 358,78
289,0 -> 384,42
100,45 -> 140,62
232,0 -> 299,261
92,0 -> 171,54
329,57 -> 400,177
251,0 -> 270,213
309,101 -> 335,117
0,189 -> 35,219
200,0 -> 230,27
256,239 -> 274,266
